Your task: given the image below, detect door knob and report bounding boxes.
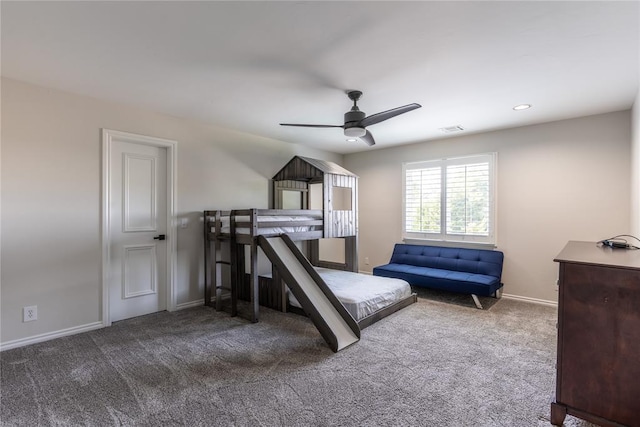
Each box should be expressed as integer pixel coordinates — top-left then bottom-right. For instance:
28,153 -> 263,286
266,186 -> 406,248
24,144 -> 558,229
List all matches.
153,234 -> 166,241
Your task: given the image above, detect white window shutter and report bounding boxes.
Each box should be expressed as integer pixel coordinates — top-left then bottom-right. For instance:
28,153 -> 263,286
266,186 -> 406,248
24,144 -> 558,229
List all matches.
403,153 -> 496,244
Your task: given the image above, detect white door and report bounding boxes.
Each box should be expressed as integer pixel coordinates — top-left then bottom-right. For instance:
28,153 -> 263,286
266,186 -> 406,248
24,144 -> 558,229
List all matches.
108,139 -> 167,322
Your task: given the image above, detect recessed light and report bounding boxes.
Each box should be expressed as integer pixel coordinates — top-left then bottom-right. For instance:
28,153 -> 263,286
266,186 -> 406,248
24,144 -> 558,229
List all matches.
346,138 -> 358,142
513,104 -> 532,111
439,125 -> 464,134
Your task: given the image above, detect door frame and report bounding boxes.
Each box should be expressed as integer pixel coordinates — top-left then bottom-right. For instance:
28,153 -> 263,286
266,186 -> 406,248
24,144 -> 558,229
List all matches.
101,129 -> 178,327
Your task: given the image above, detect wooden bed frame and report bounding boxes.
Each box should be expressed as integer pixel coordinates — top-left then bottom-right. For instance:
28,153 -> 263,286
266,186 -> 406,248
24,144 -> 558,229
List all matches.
204,208 -> 325,322
204,208 -> 416,328
265,275 -> 418,330
203,156 -> 415,329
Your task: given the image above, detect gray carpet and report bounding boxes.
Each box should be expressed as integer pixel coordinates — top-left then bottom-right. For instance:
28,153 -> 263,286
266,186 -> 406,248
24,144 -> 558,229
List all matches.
410,287 -> 501,310
1,297 -> 594,426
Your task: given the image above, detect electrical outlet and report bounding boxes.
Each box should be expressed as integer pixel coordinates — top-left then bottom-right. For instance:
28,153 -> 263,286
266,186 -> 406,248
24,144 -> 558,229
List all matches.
365,257 -> 370,265
23,305 -> 37,322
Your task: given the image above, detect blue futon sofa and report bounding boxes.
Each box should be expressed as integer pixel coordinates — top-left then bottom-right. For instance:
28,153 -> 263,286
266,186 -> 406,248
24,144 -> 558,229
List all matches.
373,244 -> 504,309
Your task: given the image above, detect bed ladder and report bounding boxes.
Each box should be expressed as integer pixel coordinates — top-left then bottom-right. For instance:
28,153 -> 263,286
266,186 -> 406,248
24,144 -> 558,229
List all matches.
204,210 -> 237,316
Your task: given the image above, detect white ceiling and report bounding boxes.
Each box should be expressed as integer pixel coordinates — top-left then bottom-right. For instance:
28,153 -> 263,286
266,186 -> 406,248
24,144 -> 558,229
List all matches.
2,1 -> 638,154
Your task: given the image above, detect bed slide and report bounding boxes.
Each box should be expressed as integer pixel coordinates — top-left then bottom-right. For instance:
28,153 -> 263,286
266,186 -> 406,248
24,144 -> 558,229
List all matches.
257,234 -> 360,352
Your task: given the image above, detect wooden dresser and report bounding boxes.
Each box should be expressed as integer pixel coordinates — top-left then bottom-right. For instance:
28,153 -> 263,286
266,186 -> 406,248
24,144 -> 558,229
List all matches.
552,241 -> 640,427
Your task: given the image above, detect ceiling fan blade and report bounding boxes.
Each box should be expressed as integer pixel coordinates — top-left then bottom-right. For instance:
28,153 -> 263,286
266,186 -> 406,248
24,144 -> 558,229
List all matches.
359,103 -> 421,128
280,123 -> 343,128
360,130 -> 375,146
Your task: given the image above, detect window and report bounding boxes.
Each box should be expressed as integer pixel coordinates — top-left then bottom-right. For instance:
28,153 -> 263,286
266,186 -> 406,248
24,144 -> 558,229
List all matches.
281,190 -> 303,209
403,153 -> 496,244
332,186 -> 352,211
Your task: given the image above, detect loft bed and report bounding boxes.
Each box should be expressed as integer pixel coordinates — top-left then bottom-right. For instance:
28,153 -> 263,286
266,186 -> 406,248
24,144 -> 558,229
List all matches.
203,156 -> 417,329
203,209 -> 417,329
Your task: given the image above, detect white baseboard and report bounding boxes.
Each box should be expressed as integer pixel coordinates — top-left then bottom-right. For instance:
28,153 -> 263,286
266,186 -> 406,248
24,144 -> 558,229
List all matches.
0,321 -> 104,352
175,300 -> 206,310
502,293 -> 558,307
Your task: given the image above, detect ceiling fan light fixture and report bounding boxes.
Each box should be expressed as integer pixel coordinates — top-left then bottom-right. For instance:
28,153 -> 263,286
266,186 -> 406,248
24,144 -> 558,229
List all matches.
344,127 -> 366,138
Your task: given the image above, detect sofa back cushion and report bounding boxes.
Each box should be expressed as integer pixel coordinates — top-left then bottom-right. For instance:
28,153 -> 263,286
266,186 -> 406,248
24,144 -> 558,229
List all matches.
389,244 -> 504,280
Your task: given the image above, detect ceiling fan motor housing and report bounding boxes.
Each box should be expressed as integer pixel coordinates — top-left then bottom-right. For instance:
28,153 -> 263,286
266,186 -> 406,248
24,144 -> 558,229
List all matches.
344,109 -> 365,126
344,109 -> 366,137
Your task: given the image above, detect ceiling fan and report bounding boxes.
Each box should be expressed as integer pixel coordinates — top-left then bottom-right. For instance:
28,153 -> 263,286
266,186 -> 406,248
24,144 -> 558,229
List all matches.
280,90 -> 421,146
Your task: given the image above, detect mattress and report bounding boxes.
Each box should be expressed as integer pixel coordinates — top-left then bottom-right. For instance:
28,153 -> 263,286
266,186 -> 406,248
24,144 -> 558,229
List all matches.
215,215 -> 318,235
289,267 -> 412,321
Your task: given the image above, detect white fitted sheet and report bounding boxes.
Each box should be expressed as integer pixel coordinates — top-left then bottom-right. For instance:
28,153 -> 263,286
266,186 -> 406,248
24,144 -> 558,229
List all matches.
289,268 -> 412,321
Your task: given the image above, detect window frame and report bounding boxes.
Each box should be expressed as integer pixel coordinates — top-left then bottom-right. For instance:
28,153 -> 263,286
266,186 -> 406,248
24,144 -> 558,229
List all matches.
402,152 -> 497,245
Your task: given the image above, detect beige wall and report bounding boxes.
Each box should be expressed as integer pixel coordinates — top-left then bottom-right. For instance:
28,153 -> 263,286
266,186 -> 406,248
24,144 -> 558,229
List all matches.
631,88 -> 640,236
345,111 -> 631,303
2,75 -> 635,347
0,78 -> 341,346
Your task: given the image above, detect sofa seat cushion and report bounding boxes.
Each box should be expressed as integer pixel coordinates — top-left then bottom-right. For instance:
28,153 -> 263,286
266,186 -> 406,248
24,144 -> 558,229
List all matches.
373,263 -> 502,297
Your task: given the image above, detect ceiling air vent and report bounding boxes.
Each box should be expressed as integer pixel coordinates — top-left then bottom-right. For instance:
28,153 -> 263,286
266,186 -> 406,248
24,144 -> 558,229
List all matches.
439,125 -> 464,134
